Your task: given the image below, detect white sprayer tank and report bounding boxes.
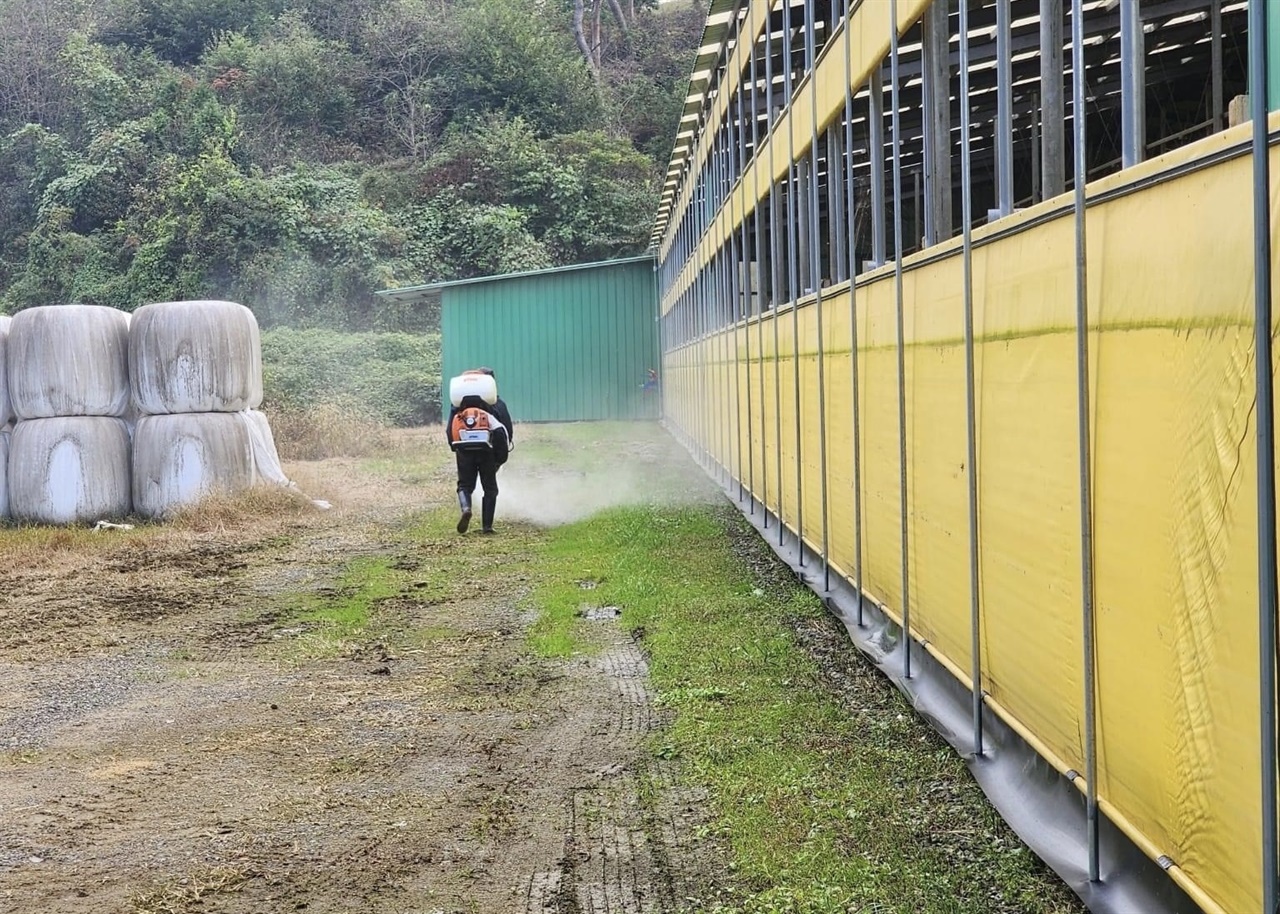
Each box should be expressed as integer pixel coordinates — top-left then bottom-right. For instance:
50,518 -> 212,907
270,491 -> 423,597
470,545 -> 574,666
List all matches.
449,372 -> 498,407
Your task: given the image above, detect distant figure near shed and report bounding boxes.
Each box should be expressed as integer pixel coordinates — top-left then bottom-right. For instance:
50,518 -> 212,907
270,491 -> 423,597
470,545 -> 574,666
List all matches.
446,368 -> 513,534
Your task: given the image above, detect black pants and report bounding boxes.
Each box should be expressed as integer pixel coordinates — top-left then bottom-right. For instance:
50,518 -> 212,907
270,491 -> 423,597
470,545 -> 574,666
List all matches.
456,448 -> 499,528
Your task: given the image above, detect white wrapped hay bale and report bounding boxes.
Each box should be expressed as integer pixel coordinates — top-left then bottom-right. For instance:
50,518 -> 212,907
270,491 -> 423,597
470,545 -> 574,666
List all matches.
9,417 -> 131,524
132,412 -> 256,518
240,409 -> 289,486
7,305 -> 130,420
0,315 -> 10,429
130,301 -> 263,415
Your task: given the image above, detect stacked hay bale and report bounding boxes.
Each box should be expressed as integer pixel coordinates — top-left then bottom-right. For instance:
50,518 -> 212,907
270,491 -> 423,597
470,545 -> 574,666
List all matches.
6,306 -> 133,524
0,314 -> 10,519
130,300 -> 289,518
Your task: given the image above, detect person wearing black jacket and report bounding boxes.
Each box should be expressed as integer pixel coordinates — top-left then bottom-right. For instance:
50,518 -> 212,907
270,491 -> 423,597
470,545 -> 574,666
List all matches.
446,367 -> 513,534
481,369 -> 513,469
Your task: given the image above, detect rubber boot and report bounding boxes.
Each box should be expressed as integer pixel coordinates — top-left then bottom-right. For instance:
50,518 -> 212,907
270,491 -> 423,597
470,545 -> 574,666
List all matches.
457,490 -> 473,534
481,494 -> 496,534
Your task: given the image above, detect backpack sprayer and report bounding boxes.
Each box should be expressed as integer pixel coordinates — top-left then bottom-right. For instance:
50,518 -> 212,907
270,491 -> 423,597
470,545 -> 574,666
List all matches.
448,371 -> 501,451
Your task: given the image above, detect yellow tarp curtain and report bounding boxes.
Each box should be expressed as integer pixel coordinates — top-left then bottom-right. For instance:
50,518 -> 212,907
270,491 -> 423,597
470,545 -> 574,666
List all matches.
662,129 -> 1275,914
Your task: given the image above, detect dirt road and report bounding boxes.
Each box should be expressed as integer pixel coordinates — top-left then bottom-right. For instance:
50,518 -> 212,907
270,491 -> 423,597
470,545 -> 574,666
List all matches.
0,429 -> 726,914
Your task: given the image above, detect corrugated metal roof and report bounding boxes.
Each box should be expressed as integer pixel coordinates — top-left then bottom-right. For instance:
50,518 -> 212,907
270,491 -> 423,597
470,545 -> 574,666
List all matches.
649,0 -> 744,250
648,0 -> 1248,254
377,254 -> 656,304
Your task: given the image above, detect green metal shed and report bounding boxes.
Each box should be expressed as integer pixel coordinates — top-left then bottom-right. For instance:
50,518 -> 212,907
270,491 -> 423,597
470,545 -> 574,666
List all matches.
379,255 -> 659,423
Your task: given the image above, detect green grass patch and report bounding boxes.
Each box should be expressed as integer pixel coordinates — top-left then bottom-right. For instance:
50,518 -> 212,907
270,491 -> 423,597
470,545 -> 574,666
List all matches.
529,503 -> 1081,914
525,549 -> 597,657
284,556 -> 402,655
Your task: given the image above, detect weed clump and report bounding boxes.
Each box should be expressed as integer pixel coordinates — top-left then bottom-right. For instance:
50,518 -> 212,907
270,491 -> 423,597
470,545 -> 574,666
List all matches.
260,328 -> 442,427
266,402 -> 392,460
168,485 -> 317,534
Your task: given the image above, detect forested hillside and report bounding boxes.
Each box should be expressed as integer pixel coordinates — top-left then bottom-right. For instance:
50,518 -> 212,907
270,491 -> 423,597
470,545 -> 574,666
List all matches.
0,0 -> 704,329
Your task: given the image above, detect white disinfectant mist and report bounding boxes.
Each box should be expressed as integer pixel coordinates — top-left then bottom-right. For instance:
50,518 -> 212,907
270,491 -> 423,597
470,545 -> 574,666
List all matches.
493,427 -> 717,527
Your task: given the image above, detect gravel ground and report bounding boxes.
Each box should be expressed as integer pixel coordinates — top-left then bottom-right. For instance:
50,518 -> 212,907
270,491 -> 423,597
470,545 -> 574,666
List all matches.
0,427 -> 729,914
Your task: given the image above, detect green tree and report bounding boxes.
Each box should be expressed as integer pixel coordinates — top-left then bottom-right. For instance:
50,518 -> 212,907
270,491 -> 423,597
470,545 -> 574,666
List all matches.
447,0 -> 601,137
358,0 -> 453,160
422,116 -> 654,263
204,13 -> 366,162
121,0 -> 287,64
0,0 -> 704,326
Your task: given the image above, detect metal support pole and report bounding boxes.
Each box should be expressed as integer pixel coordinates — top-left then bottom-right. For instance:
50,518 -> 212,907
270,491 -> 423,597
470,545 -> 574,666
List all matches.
844,3 -> 865,626
773,179 -> 785,548
1031,92 -> 1042,204
728,176 -> 744,505
694,244 -> 705,470
891,0 -> 912,678
1211,0 -> 1223,132
724,237 -> 734,491
804,0 -> 815,72
710,160 -> 721,482
688,196 -> 698,458
1252,0 -> 1280,907
1041,0 -> 1065,198
829,125 -> 846,282
785,9 -> 796,307
752,5 -> 770,527
712,242 -> 721,482
765,1 -> 777,133
778,14 -> 798,563
770,20 -> 785,549
705,159 -> 715,476
1119,0 -> 1145,168
722,230 -> 733,489
922,0 -> 951,245
703,251 -> 713,474
721,146 -> 733,489
677,288 -> 684,442
809,27 -> 832,594
677,222 -> 685,439
913,169 -> 922,254
703,175 -> 713,475
657,261 -> 666,428
959,0 -> 984,758
995,0 -> 1014,216
738,50 -> 755,516
798,156 -> 813,291
680,279 -> 691,448
700,175 -> 708,465
769,2 -> 786,542
726,107 -> 742,502
871,67 -> 887,266
1070,0 -> 1099,883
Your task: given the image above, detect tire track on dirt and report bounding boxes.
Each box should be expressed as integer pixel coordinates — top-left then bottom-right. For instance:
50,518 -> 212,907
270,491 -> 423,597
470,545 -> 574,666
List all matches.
521,631 -> 722,914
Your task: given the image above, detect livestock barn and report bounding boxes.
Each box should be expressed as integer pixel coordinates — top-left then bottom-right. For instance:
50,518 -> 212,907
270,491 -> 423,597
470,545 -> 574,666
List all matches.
654,2 -> 1277,913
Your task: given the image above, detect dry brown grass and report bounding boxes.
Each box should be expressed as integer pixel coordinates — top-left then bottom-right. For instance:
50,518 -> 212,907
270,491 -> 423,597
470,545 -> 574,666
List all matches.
0,526 -> 116,566
129,866 -> 250,914
266,402 -> 392,461
167,484 -> 318,534
0,486 -> 316,570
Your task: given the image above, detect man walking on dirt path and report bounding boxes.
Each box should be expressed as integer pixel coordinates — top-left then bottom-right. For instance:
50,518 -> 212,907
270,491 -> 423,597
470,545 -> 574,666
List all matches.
447,367 -> 513,535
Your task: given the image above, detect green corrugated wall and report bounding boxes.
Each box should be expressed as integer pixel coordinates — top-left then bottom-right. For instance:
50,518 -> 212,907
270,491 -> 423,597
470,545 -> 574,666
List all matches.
440,258 -> 660,422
